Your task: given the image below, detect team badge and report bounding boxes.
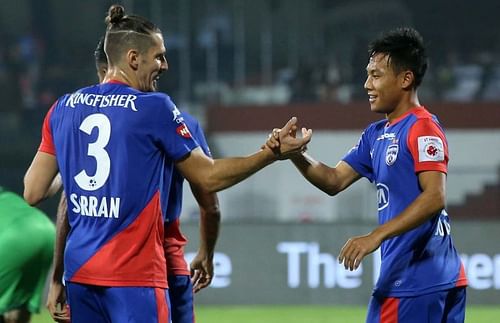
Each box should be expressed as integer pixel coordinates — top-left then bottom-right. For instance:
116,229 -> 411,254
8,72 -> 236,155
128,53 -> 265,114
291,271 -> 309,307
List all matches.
385,144 -> 399,166
176,123 -> 192,139
417,136 -> 444,162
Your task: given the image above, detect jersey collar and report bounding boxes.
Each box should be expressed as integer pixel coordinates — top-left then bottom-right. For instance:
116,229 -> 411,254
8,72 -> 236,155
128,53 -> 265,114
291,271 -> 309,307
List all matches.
106,79 -> 130,86
386,106 -> 425,127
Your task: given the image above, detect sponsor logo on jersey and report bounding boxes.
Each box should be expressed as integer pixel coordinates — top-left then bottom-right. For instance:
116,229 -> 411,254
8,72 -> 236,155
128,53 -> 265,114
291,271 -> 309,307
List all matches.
417,136 -> 444,162
172,104 -> 181,121
385,144 -> 399,166
376,132 -> 396,141
376,183 -> 389,211
176,123 -> 192,139
66,92 -> 138,111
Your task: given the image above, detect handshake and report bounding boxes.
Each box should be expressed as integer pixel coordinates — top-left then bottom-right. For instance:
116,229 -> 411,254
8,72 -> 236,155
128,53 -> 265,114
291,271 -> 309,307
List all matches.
263,117 -> 313,160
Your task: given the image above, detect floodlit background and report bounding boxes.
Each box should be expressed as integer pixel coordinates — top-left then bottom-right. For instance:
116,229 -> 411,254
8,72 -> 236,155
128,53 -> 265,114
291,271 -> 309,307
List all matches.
1,0 -> 499,314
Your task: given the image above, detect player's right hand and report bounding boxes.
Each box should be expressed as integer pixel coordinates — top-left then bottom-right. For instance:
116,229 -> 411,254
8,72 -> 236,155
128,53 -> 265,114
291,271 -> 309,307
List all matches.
46,280 -> 70,322
190,252 -> 214,293
265,117 -> 312,159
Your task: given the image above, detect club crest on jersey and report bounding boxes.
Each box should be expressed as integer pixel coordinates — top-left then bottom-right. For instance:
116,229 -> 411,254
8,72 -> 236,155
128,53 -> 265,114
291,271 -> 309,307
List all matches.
418,136 -> 444,162
385,144 -> 399,166
176,123 -> 192,139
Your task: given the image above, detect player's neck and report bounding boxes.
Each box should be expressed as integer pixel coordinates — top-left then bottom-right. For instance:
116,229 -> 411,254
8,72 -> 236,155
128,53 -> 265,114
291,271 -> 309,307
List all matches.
103,68 -> 135,88
386,92 -> 420,123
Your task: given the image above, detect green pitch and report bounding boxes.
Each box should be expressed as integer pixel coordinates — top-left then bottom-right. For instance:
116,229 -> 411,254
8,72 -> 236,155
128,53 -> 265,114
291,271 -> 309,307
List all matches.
31,305 -> 500,322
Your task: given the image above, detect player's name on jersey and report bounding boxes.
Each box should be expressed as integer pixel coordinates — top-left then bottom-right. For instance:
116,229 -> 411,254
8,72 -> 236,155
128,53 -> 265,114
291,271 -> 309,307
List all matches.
69,193 -> 120,218
66,92 -> 138,111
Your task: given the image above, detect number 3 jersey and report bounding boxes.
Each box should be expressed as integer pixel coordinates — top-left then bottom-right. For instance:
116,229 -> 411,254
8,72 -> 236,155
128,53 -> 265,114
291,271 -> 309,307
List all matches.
343,106 -> 467,298
38,81 -> 200,288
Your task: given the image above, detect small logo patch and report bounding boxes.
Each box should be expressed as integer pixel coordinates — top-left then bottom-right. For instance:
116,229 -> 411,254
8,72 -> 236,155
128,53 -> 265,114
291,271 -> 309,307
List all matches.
176,123 -> 192,139
172,105 -> 181,121
418,136 -> 444,162
376,183 -> 389,211
385,144 -> 399,166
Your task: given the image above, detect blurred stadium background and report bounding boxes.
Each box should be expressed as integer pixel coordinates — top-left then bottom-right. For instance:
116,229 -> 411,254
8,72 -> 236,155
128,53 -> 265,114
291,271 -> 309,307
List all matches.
1,0 -> 499,321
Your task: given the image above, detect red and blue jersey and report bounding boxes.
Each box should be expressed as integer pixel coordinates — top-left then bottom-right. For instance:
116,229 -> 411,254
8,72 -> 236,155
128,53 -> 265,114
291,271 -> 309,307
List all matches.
162,112 -> 211,225
343,106 -> 467,297
162,113 -> 212,275
39,81 -> 199,288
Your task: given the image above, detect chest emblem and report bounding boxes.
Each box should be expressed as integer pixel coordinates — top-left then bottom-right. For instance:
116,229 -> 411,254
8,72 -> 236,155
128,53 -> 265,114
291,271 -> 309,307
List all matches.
385,144 -> 399,166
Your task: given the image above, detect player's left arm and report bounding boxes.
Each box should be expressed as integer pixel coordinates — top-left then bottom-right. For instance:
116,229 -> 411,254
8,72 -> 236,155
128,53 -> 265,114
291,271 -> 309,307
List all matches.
188,182 -> 221,293
339,171 -> 445,271
24,151 -> 59,205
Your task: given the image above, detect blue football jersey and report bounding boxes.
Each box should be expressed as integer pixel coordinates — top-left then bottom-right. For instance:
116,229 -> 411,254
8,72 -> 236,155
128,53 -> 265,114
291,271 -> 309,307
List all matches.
343,106 -> 467,297
161,112 -> 212,225
39,81 -> 200,288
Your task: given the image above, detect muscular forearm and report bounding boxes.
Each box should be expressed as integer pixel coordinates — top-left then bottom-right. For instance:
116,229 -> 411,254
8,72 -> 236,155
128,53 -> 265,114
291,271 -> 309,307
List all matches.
51,192 -> 69,283
178,148 -> 276,194
189,182 -> 221,257
291,153 -> 348,196
198,206 -> 220,258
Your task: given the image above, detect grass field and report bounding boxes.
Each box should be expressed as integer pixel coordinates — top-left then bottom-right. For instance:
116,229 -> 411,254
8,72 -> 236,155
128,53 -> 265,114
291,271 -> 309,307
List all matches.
31,305 -> 500,322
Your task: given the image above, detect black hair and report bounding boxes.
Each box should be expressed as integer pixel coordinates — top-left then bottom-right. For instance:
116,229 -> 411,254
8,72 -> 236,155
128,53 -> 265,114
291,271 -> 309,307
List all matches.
94,36 -> 107,66
104,4 -> 161,64
368,27 -> 428,88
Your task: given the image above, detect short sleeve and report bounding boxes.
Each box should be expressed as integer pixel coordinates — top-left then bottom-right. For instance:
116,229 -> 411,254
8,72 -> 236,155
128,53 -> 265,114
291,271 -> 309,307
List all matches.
407,118 -> 448,174
192,121 -> 211,158
38,102 -> 57,155
342,128 -> 374,181
154,96 -> 200,161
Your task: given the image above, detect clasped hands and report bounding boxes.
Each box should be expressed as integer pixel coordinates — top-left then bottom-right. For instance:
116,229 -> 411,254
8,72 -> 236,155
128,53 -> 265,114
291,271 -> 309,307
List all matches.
264,117 -> 312,159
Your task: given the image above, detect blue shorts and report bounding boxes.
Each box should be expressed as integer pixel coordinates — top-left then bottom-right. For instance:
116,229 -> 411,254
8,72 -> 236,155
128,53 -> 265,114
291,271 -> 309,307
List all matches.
366,287 -> 466,323
66,282 -> 170,323
168,275 -> 194,323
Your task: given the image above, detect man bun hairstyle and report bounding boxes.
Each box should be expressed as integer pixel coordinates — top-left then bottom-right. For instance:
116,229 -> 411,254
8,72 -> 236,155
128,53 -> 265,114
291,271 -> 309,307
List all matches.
104,4 -> 161,65
368,27 -> 428,88
105,4 -> 125,25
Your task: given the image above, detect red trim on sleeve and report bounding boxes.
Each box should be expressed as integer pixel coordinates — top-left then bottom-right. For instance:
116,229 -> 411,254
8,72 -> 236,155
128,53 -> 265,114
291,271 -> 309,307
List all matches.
38,102 -> 58,155
407,118 -> 448,174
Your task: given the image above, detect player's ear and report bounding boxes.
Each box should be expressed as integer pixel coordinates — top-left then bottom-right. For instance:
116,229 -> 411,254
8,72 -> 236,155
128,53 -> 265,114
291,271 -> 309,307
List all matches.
127,49 -> 140,70
400,70 -> 414,90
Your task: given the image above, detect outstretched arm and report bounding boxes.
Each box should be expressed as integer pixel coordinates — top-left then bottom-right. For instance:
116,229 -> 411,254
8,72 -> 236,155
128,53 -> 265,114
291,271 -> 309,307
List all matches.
176,117 -> 311,193
338,171 -> 446,271
290,154 -> 361,196
46,191 -> 70,322
267,127 -> 360,196
188,182 -> 221,293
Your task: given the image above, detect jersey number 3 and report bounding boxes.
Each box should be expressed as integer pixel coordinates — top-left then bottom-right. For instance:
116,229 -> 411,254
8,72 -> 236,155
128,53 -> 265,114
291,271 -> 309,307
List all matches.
74,114 -> 111,191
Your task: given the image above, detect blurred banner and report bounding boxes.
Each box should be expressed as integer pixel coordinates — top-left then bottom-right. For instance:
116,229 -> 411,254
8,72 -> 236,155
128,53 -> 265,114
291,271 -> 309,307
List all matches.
182,222 -> 500,305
